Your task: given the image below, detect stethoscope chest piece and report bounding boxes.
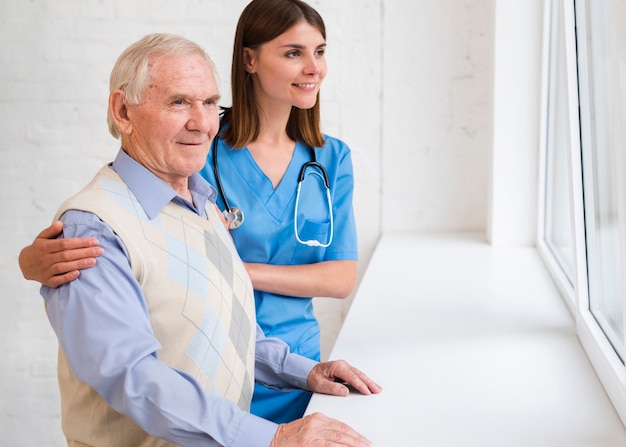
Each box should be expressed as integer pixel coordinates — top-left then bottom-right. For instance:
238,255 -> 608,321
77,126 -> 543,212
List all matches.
223,207 -> 244,229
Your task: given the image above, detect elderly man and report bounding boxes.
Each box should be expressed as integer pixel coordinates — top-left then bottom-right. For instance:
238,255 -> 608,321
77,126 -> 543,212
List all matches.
41,33 -> 380,447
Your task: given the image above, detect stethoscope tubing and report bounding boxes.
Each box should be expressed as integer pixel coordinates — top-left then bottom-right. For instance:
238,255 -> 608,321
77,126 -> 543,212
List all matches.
211,135 -> 333,246
293,169 -> 334,247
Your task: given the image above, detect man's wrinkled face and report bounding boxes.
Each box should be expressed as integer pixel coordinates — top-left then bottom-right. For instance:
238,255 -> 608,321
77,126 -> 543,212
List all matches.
123,53 -> 220,186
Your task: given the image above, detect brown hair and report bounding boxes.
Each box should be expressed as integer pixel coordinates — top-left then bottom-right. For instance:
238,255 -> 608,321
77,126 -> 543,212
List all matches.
221,0 -> 326,149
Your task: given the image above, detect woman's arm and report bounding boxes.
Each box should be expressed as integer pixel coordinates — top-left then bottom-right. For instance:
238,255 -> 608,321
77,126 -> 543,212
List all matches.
244,260 -> 357,299
19,221 -> 103,288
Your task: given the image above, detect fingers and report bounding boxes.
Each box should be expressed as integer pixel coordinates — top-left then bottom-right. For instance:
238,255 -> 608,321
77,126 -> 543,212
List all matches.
339,368 -> 383,396
47,252 -> 98,274
39,247 -> 101,288
46,237 -> 102,254
270,413 -> 371,447
308,361 -> 382,397
33,221 -> 101,258
311,377 -> 350,397
36,221 -> 64,239
48,245 -> 103,264
45,270 -> 81,289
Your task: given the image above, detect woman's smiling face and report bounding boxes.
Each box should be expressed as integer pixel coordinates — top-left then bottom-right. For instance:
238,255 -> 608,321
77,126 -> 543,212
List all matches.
244,20 -> 327,112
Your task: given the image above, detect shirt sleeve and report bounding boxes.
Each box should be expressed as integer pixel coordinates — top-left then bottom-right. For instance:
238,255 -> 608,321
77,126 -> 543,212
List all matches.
253,325 -> 318,390
323,140 -> 358,261
41,210 -> 278,447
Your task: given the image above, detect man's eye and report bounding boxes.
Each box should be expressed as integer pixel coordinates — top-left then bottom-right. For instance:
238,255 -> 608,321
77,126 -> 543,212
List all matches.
173,99 -> 185,105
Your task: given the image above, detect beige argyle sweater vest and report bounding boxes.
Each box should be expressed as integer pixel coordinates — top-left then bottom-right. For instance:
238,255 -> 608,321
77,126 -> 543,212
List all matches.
53,165 -> 256,447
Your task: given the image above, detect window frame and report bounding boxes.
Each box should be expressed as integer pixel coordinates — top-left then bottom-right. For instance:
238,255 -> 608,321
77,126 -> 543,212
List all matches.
536,0 -> 576,314
537,0 -> 626,426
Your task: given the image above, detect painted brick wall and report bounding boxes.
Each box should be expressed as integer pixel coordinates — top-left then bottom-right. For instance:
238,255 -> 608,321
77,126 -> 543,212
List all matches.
0,0 -> 494,445
0,1 -> 381,444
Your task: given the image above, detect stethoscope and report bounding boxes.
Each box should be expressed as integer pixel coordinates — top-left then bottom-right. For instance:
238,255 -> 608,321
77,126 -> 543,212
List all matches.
211,135 -> 334,247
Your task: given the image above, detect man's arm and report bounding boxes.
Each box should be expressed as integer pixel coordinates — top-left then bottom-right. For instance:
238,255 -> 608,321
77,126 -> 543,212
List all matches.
253,326 -> 382,397
253,325 -> 381,447
253,325 -> 318,390
43,210 -> 277,447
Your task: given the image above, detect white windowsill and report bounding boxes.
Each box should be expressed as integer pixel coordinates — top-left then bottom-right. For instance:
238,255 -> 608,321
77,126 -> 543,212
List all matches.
306,231 -> 626,446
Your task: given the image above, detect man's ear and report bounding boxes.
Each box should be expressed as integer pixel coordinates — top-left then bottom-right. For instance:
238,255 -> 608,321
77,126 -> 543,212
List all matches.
109,90 -> 133,136
243,47 -> 257,74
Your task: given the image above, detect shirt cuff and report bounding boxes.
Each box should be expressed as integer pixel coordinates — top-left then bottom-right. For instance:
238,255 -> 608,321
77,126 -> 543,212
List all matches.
282,353 -> 318,390
230,412 -> 278,447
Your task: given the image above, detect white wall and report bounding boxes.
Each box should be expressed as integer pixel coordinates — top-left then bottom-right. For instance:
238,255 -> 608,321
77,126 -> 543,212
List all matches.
0,1 -> 380,444
0,1 -> 543,445
488,0 -> 544,245
382,1 -> 495,233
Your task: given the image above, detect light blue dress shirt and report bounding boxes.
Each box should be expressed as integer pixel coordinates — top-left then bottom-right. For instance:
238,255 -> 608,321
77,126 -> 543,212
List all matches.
42,149 -> 317,447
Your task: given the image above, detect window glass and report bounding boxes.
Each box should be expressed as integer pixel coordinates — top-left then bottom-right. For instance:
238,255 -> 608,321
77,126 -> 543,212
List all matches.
578,0 -> 624,360
544,0 -> 575,287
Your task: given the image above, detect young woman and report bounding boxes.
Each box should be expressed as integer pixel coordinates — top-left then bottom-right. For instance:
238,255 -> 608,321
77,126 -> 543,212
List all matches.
19,0 -> 358,424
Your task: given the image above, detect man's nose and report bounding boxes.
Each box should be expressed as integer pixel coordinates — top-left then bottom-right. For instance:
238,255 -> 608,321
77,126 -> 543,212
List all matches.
187,103 -> 216,133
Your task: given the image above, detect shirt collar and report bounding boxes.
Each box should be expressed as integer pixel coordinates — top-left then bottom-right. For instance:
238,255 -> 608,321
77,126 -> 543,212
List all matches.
111,148 -> 217,220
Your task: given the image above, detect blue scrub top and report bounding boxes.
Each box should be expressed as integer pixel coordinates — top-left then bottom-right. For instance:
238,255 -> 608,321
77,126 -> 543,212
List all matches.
199,135 -> 358,358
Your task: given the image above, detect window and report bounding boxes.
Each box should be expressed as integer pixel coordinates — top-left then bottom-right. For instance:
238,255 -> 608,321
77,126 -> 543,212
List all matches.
539,0 -> 626,425
577,0 -> 624,361
539,0 -> 576,298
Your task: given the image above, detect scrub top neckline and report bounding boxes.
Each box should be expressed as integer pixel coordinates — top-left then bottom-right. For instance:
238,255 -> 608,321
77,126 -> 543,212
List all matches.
232,141 -> 312,221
